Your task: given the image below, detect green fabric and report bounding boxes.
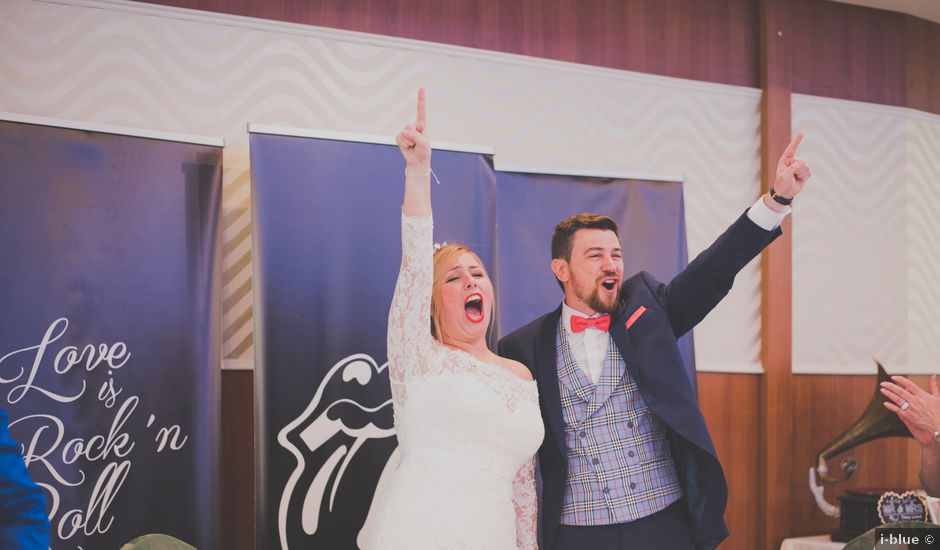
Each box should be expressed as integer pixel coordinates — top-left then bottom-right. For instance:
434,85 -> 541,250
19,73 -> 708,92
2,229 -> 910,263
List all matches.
119,534 -> 197,550
842,521 -> 935,549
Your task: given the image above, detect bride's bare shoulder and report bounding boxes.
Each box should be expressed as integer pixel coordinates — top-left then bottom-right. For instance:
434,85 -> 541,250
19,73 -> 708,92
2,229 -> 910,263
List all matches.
492,356 -> 534,382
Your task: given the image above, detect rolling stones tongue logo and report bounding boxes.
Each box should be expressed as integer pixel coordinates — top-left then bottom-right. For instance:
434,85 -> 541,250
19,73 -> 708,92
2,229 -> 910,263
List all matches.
277,354 -> 399,548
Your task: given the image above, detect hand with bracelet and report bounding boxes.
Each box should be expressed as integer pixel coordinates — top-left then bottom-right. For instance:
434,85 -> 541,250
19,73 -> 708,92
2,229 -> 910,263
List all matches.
395,88 -> 431,178
394,88 -> 441,219
763,132 -> 812,213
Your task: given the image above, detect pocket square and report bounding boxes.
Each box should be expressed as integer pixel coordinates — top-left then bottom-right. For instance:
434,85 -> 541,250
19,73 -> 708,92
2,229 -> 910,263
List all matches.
625,306 -> 647,329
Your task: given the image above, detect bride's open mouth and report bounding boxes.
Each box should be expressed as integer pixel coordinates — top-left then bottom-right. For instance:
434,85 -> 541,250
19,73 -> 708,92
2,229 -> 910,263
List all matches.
464,293 -> 484,323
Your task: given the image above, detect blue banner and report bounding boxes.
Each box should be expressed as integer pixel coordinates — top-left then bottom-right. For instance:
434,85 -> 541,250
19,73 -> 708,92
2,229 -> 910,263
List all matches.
0,120 -> 221,549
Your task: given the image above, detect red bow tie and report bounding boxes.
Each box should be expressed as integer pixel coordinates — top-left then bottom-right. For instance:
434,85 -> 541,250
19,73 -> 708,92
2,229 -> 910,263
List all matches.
570,314 -> 611,333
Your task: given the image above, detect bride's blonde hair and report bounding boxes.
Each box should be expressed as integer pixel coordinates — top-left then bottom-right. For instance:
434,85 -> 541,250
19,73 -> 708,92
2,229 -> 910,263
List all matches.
430,243 -> 490,343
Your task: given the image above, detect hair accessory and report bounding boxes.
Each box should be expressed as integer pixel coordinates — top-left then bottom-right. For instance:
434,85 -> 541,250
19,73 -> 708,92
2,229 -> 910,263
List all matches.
433,241 -> 449,252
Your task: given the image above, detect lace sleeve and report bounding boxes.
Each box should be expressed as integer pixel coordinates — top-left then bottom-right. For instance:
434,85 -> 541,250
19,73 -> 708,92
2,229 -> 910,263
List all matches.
387,213 -> 434,407
512,456 -> 538,550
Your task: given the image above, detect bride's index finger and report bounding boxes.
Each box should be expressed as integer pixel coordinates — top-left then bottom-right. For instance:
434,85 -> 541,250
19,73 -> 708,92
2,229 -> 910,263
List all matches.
416,88 -> 426,133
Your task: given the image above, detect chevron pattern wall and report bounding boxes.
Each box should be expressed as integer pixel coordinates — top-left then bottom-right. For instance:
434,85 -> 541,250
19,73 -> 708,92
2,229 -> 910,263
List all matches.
792,94 -> 940,374
3,0 -> 767,372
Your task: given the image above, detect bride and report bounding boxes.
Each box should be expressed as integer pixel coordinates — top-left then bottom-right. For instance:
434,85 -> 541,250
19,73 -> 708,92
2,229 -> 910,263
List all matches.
361,89 -> 544,550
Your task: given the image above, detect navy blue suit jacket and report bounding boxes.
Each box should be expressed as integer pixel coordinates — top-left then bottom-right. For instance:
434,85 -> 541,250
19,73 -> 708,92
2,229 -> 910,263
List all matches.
498,211 -> 781,550
0,408 -> 50,549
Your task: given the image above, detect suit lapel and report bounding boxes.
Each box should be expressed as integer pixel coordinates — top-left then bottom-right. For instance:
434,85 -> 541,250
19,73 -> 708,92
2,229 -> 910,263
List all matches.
534,306 -> 567,455
556,325 -> 595,406
608,304 -> 642,397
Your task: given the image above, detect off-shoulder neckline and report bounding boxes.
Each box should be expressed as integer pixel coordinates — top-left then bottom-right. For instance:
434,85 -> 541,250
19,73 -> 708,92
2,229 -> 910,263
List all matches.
433,341 -> 536,384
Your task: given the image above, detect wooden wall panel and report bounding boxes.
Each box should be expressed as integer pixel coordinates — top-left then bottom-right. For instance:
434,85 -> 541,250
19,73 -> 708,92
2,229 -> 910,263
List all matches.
759,0 -> 794,547
790,0 -> 940,116
906,15 -> 940,115
789,374 -> 923,537
138,0 -> 760,87
791,0 -> 907,107
221,369 -> 254,550
699,373 -> 761,550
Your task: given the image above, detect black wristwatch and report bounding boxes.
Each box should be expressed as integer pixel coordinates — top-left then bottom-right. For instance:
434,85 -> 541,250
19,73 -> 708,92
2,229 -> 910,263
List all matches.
769,186 -> 793,206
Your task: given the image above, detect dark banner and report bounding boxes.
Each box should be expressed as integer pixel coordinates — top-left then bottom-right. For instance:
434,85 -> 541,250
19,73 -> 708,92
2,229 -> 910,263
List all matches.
251,133 -> 689,549
0,120 -> 221,548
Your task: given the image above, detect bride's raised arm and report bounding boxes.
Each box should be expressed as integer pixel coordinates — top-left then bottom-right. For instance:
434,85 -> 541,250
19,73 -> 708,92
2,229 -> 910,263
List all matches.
387,88 -> 435,407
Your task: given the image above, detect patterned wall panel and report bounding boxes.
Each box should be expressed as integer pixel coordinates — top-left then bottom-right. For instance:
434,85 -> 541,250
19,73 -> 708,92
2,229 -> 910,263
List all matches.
1,0 -> 763,371
792,94 -> 940,374
906,111 -> 940,371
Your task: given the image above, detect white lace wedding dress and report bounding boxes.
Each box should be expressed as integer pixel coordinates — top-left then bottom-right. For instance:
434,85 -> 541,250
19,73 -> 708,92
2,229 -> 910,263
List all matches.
361,213 -> 544,550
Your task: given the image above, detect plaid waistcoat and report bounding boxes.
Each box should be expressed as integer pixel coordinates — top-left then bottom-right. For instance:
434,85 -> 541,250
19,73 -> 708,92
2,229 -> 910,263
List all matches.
556,322 -> 682,525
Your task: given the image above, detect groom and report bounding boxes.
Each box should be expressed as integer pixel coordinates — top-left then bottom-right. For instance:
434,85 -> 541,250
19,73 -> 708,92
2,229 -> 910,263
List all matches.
498,134 -> 811,549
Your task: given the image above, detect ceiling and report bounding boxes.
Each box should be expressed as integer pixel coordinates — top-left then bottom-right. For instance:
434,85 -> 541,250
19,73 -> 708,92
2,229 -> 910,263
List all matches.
827,0 -> 940,24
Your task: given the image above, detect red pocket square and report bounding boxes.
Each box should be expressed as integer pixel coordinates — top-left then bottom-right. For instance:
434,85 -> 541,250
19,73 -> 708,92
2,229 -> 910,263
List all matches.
625,306 -> 647,329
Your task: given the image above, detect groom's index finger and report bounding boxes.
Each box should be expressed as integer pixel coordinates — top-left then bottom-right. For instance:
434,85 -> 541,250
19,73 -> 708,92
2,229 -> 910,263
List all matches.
783,131 -> 804,163
416,88 -> 426,133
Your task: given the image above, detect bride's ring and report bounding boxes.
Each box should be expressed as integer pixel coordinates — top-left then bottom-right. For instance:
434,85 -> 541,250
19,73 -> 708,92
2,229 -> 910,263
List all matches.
901,401 -> 910,411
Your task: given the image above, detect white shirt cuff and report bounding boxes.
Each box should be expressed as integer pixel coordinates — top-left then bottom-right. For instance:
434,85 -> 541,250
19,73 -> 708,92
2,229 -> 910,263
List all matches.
747,196 -> 790,231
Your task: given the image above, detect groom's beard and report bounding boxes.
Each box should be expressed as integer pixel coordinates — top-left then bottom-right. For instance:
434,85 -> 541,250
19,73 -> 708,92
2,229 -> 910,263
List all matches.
572,272 -> 620,314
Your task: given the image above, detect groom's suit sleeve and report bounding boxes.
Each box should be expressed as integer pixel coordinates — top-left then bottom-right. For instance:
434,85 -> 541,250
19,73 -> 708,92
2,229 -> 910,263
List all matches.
644,210 -> 781,338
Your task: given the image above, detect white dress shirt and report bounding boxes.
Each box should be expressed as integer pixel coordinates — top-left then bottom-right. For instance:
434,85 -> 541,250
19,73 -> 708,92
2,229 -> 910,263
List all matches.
561,302 -> 610,384
746,195 -> 790,231
561,197 -> 789,384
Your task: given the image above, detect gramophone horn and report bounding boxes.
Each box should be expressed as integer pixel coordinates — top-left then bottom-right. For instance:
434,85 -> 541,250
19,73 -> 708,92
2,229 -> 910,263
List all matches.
814,361 -> 912,484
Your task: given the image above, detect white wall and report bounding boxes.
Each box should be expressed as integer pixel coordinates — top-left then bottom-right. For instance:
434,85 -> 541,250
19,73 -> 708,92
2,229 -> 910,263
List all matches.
792,94 -> 940,374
